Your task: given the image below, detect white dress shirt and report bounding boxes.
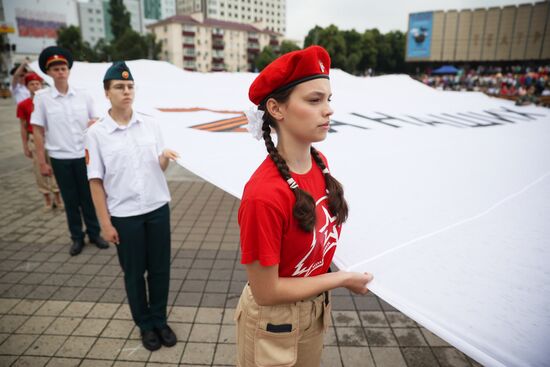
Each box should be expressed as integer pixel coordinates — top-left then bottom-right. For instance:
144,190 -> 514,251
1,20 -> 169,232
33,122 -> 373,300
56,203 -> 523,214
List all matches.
11,83 -> 31,104
30,86 -> 97,159
84,111 -> 171,217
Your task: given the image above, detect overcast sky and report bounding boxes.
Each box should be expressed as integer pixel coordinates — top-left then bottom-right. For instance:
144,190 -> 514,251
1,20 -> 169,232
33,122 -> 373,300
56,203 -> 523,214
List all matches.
286,0 -> 530,42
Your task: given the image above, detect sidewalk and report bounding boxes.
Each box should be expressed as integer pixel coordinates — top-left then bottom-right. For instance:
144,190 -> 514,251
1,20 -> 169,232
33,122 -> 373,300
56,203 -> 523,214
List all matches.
0,99 -> 477,366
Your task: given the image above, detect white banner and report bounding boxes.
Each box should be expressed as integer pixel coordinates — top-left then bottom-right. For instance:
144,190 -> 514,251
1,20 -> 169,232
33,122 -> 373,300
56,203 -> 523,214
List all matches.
32,60 -> 550,367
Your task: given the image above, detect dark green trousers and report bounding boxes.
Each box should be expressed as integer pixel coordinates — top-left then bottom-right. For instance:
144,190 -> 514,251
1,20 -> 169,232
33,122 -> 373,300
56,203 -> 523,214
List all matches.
111,204 -> 171,331
50,157 -> 100,241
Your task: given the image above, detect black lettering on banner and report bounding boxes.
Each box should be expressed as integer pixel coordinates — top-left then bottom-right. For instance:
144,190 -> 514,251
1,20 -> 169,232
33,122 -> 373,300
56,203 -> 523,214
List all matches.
428,114 -> 470,128
499,107 -> 546,120
405,115 -> 463,128
351,112 -> 401,128
480,110 -> 518,123
442,113 -> 501,128
329,119 -> 369,133
461,112 -> 515,125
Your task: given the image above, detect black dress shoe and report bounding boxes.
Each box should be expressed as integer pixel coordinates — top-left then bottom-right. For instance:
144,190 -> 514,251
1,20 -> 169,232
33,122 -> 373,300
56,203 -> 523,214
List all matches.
89,236 -> 109,249
141,329 -> 162,351
69,239 -> 84,256
154,325 -> 177,347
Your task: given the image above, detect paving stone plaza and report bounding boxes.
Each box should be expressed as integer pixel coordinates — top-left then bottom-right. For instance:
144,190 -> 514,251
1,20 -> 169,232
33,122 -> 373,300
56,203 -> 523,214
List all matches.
0,99 -> 479,366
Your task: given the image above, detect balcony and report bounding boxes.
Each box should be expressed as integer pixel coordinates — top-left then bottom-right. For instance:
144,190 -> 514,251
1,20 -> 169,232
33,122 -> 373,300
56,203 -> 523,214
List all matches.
211,62 -> 225,72
212,56 -> 224,63
183,43 -> 195,48
269,38 -> 279,46
212,28 -> 224,37
182,30 -> 195,36
183,54 -> 196,61
212,40 -> 225,50
247,36 -> 259,44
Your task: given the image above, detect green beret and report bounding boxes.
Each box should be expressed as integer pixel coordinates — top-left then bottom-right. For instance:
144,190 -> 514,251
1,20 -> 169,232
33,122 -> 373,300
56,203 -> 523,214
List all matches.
38,46 -> 73,73
103,61 -> 134,82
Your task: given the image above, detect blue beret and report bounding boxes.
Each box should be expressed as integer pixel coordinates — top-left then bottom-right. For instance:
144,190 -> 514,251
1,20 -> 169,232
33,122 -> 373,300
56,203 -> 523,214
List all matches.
103,61 -> 134,82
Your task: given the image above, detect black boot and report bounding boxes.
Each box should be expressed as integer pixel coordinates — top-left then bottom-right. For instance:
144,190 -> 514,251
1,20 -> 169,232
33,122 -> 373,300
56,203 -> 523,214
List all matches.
154,325 -> 177,347
69,239 -> 85,256
141,329 -> 162,351
89,236 -> 109,249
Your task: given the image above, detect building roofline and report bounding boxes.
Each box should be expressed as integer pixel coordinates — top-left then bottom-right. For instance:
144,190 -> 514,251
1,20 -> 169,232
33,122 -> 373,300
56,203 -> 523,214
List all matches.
146,15 -> 282,36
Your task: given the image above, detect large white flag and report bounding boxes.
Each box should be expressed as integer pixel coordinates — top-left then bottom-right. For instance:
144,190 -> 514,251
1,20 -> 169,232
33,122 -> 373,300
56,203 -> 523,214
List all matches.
33,60 -> 550,367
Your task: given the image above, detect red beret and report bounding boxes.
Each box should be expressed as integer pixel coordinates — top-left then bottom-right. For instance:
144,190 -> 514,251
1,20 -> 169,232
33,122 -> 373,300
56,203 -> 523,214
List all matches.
249,45 -> 331,105
24,72 -> 43,85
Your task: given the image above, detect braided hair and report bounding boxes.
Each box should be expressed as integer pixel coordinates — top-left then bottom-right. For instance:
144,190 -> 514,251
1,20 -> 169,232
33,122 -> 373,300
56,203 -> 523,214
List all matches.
259,88 -> 348,232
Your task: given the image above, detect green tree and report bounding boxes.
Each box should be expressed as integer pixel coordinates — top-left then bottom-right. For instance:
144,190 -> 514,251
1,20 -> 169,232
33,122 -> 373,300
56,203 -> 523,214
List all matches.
110,29 -> 161,61
304,26 -> 324,46
279,40 -> 300,54
303,25 -> 407,75
254,41 -> 300,71
255,45 -> 276,71
304,25 -> 347,71
359,30 -> 378,73
385,31 -> 406,73
56,26 -> 96,61
342,29 -> 362,74
93,39 -> 113,62
109,0 -> 132,39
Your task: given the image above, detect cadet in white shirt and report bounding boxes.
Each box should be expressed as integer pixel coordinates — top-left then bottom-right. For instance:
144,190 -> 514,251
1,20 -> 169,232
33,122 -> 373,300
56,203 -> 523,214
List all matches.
31,46 -> 109,256
10,61 -> 31,104
85,62 -> 179,352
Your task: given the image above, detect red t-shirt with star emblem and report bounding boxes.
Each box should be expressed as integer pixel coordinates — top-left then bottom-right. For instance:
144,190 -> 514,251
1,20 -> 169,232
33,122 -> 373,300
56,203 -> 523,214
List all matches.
16,97 -> 34,133
238,152 -> 341,277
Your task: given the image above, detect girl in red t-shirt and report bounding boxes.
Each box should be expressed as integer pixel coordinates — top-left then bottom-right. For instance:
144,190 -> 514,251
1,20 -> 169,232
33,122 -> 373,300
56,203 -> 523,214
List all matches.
16,72 -> 62,211
236,46 -> 373,366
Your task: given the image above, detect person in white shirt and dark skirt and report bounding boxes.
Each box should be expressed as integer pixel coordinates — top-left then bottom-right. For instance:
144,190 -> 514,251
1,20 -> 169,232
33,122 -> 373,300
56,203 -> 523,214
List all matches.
85,61 -> 179,351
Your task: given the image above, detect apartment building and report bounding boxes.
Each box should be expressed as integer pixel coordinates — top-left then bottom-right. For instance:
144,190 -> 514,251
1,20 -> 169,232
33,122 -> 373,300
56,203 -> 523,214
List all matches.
176,0 -> 286,34
149,12 -> 281,72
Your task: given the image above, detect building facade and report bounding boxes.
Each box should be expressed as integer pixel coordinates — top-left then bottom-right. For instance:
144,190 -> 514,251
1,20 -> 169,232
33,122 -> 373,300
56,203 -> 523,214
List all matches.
77,0 -> 177,46
148,12 -> 282,72
406,1 -> 550,62
176,0 -> 285,34
1,0 -> 80,57
77,0 -> 109,45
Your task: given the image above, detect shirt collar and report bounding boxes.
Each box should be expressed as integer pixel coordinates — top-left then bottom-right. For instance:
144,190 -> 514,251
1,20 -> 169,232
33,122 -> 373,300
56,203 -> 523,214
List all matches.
50,85 -> 76,98
105,110 -> 141,134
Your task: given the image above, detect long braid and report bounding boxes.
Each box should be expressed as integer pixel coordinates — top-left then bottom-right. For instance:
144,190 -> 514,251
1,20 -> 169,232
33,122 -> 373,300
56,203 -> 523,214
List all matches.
310,146 -> 349,226
261,118 -> 316,232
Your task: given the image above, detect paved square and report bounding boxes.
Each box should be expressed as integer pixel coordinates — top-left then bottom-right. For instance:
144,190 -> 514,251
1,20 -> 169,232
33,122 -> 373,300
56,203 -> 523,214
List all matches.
0,99 -> 478,366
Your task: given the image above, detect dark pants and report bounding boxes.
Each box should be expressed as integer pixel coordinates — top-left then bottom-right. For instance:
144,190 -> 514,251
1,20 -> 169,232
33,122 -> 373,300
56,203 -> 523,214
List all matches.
50,157 -> 100,241
111,204 -> 171,332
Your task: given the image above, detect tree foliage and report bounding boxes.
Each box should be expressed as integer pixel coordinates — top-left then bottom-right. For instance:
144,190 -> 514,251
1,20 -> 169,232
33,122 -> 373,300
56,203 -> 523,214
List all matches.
109,0 -> 132,39
254,40 -> 300,71
56,1 -> 160,62
304,25 -> 407,75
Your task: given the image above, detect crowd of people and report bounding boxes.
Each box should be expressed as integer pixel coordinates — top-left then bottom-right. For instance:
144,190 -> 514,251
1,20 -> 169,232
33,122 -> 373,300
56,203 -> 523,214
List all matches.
419,65 -> 550,106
